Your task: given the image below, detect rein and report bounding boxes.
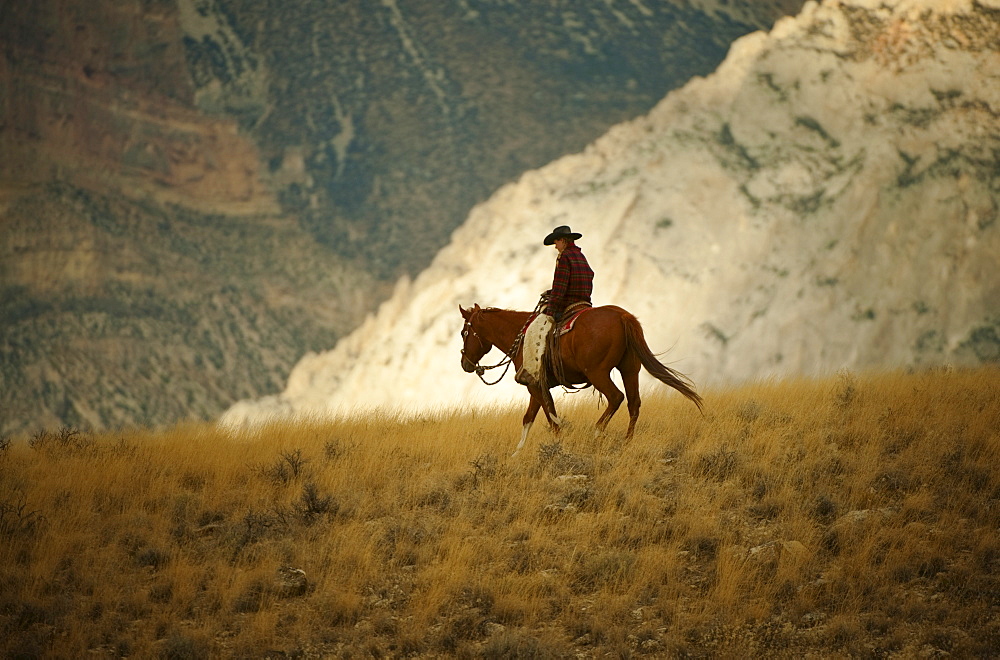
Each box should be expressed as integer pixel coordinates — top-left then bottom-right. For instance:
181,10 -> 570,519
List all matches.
463,302 -> 542,386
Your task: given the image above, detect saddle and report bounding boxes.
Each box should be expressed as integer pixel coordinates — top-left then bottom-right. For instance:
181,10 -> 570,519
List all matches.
555,302 -> 592,337
547,302 -> 592,389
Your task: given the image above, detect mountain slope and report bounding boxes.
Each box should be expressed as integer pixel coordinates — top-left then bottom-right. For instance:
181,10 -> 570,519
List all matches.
0,1 -> 803,433
0,183 -> 377,431
223,0 -> 1000,424
208,0 -> 807,276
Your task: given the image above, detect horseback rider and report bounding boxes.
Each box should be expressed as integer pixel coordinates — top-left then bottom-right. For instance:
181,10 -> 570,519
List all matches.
515,225 -> 594,387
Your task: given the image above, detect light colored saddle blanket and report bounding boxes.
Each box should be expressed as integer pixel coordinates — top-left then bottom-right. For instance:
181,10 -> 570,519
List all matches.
521,303 -> 592,384
522,313 -> 552,382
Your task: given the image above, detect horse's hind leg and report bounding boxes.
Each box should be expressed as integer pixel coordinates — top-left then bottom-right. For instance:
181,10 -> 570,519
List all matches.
590,371 -> 625,435
621,363 -> 642,439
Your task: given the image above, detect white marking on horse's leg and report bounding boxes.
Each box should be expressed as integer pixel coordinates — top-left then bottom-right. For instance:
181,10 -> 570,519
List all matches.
513,421 -> 533,457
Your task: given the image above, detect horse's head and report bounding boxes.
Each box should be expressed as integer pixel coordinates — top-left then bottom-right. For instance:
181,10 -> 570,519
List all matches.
459,304 -> 492,374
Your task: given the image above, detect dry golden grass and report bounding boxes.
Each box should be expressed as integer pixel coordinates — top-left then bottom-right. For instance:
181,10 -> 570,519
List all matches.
1,367 -> 999,658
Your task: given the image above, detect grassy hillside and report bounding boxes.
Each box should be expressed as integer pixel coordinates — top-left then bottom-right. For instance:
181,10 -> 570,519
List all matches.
1,368 -> 998,657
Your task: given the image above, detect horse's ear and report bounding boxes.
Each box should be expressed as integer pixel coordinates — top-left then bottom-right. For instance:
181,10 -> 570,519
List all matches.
473,303 -> 481,312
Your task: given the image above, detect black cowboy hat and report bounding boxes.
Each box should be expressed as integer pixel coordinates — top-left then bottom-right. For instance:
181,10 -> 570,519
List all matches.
543,225 -> 582,245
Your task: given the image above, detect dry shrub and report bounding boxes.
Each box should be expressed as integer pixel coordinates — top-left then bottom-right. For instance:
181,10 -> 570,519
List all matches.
480,629 -> 548,659
158,631 -> 210,660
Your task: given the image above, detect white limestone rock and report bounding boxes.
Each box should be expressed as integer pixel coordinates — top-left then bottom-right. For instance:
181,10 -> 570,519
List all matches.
222,0 -> 999,426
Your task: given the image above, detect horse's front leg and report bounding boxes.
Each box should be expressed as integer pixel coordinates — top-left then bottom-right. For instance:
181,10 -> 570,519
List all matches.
533,383 -> 561,433
513,394 -> 542,457
513,386 -> 562,457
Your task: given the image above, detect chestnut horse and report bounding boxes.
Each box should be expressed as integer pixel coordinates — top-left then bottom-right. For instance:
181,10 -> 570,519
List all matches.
459,304 -> 703,456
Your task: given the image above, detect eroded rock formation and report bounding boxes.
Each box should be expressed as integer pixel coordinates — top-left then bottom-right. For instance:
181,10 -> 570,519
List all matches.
1,0 -> 801,433
223,0 -> 1000,425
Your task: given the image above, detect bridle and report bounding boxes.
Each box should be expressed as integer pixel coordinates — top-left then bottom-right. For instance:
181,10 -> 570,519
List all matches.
461,308 -> 532,386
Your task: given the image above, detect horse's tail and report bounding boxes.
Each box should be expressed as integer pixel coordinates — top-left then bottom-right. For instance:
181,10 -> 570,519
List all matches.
622,312 -> 704,413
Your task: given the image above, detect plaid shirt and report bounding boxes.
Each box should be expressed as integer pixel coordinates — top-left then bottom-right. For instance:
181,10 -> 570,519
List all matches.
547,244 -> 593,318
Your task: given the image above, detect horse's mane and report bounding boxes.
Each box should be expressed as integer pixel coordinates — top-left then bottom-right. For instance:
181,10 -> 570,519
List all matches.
477,306 -> 520,314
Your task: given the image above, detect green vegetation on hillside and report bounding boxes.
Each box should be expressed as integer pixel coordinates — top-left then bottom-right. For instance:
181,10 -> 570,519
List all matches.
0,182 -> 379,434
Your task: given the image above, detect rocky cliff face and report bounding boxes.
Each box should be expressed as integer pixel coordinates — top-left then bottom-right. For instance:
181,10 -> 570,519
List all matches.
1,0 -> 802,433
198,0 -> 806,277
223,0 -> 1000,425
